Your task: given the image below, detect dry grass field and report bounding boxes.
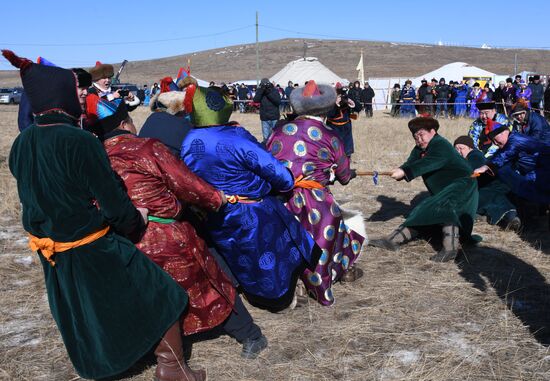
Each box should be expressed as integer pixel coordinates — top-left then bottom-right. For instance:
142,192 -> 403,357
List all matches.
1,105 -> 550,381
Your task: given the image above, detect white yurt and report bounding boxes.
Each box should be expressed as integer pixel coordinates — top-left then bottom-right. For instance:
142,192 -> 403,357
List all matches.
413,62 -> 497,87
270,57 -> 347,86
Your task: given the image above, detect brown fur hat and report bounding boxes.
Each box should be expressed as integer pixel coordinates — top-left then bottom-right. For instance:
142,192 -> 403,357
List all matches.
89,61 -> 114,82
408,116 -> 439,134
177,76 -> 198,90
150,91 -> 186,115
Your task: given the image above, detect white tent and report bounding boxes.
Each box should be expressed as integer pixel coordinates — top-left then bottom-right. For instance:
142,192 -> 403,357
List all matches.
270,57 -> 347,86
413,62 -> 497,87
366,77 -> 409,111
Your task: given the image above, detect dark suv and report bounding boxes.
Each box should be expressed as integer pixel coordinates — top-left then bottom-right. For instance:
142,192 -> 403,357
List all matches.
110,83 -> 139,97
0,87 -> 23,104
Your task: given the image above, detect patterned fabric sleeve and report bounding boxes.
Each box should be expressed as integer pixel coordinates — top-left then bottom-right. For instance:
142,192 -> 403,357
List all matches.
79,134 -> 145,241
150,140 -> 222,211
468,120 -> 482,149
236,136 -> 295,192
333,136 -> 352,184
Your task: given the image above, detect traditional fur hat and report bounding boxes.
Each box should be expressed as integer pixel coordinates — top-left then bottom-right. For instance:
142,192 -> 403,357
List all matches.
290,80 -> 336,116
453,135 -> 475,149
177,76 -> 198,90
477,101 -> 496,111
150,91 -> 186,115
89,61 -> 114,82
2,49 -> 81,119
485,119 -> 508,140
408,116 -> 439,134
511,99 -> 530,115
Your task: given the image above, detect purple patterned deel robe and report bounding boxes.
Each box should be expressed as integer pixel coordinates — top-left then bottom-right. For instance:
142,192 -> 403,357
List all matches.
267,116 -> 365,306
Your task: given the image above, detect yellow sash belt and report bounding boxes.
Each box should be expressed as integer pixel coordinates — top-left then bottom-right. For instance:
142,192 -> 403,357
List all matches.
28,226 -> 110,267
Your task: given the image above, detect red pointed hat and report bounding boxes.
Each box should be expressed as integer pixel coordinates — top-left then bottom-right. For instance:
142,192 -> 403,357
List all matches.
2,49 -> 81,119
289,79 -> 336,116
303,80 -> 321,97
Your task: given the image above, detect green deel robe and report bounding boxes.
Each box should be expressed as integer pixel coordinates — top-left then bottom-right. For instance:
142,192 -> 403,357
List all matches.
466,149 -> 516,224
9,114 -> 187,380
400,134 -> 478,237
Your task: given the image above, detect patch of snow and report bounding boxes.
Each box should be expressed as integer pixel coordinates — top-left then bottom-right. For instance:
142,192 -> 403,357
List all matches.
14,256 -> 33,266
379,367 -> 404,381
12,279 -> 32,287
1,317 -> 40,348
215,50 -> 227,55
388,349 -> 420,365
440,332 -> 486,362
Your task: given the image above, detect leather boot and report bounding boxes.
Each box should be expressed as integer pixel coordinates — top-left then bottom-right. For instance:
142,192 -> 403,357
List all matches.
430,224 -> 459,262
154,322 -> 207,381
369,226 -> 418,251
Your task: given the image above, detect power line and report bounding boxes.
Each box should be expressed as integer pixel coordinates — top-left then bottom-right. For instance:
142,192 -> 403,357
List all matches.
0,25 -> 254,47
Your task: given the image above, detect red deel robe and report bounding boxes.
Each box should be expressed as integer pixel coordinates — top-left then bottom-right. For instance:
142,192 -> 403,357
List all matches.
103,132 -> 235,335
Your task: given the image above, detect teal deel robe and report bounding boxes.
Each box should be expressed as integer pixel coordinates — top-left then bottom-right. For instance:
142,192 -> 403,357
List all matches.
400,134 -> 478,238
466,149 -> 516,225
9,114 -> 187,379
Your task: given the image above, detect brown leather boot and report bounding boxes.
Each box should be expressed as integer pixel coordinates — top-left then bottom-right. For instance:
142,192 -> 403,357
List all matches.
154,322 -> 207,381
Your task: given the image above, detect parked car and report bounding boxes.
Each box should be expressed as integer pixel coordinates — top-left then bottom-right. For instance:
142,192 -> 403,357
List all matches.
0,87 -> 23,104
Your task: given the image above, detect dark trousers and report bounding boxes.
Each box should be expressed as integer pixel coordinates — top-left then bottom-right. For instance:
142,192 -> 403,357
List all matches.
364,103 -> 373,117
209,247 -> 262,342
223,295 -> 262,342
531,102 -> 542,113
435,100 -> 448,118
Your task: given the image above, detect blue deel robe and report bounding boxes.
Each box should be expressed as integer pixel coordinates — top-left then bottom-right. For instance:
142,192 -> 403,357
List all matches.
488,132 -> 550,204
515,111 -> 550,144
400,87 -> 416,117
181,124 -> 318,305
454,86 -> 469,117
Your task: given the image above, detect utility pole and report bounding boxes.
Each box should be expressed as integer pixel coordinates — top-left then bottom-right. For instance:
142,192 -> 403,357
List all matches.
514,53 -> 518,75
256,11 -> 259,86
303,40 -> 307,60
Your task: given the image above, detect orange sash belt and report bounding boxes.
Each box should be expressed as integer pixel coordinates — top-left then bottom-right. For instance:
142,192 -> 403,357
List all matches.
294,175 -> 324,190
28,226 -> 110,267
226,195 -> 261,204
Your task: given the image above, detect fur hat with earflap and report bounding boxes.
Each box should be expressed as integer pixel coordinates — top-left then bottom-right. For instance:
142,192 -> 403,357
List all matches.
89,61 -> 114,82
290,80 -> 336,116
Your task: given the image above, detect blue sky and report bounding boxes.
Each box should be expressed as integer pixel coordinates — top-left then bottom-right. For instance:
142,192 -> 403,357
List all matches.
2,0 -> 549,70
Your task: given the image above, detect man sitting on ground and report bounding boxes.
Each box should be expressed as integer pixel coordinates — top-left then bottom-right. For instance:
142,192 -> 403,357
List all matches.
369,116 -> 479,262
454,135 -> 520,231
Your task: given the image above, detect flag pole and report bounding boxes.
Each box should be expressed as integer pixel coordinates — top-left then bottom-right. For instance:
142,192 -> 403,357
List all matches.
256,11 -> 260,86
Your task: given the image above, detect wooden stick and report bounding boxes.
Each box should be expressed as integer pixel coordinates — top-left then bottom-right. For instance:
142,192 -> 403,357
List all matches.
356,171 -> 393,176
